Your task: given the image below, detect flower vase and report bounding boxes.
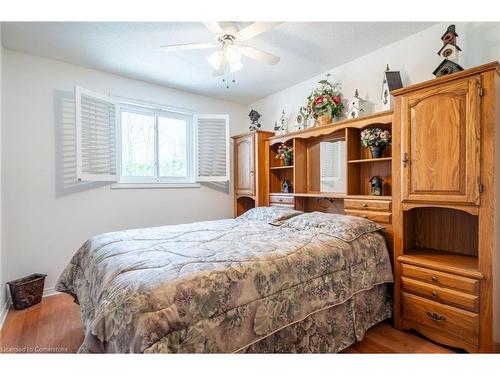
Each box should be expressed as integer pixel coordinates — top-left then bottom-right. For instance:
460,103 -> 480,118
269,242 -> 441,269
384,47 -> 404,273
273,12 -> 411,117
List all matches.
283,158 -> 292,166
370,145 -> 385,159
316,115 -> 332,127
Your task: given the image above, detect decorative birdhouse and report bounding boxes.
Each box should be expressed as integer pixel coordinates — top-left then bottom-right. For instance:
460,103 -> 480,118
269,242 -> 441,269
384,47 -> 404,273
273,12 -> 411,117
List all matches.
369,176 -> 383,196
433,59 -> 463,77
275,110 -> 288,135
248,109 -> 262,132
346,89 -> 364,119
438,43 -> 461,62
295,109 -> 306,132
380,65 -> 403,111
441,24 -> 458,46
433,24 -> 464,78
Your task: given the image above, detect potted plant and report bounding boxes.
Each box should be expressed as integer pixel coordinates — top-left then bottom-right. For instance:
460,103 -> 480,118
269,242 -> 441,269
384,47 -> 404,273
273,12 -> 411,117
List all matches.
275,143 -> 293,166
306,75 -> 343,126
360,128 -> 392,158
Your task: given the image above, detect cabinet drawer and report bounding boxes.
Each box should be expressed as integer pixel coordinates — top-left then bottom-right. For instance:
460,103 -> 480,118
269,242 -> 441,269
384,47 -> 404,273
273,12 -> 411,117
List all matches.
344,199 -> 391,211
344,209 -> 392,223
401,276 -> 479,312
402,292 -> 479,348
400,263 -> 479,295
269,195 -> 294,205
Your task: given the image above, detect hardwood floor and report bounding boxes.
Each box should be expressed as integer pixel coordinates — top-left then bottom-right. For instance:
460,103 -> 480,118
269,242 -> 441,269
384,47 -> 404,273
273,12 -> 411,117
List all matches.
0,294 -> 83,353
0,294 -> 453,354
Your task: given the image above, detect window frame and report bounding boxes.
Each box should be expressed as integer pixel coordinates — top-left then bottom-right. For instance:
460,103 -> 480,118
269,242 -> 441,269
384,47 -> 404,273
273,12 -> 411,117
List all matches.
117,102 -> 196,185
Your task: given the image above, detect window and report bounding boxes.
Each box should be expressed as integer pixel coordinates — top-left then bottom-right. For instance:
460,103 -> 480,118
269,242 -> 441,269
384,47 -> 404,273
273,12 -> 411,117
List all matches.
75,86 -> 229,187
119,106 -> 194,183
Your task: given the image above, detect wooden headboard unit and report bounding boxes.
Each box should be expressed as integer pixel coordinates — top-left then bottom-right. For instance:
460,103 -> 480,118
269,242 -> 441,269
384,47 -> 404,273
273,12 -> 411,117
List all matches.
267,111 -> 394,253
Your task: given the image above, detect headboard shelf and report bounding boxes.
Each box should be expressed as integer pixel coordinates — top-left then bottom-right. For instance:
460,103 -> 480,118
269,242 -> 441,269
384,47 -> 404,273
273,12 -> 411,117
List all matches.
269,110 -> 393,145
348,157 -> 392,164
398,248 -> 481,280
267,110 -> 394,250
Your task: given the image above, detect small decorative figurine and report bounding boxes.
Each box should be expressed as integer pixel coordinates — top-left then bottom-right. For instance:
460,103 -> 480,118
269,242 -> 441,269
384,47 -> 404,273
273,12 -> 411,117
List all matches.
369,176 -> 383,196
346,89 -> 365,119
273,121 -> 280,132
295,107 -> 308,131
433,24 -> 464,78
248,109 -> 262,132
281,179 -> 292,194
295,113 -> 305,131
380,65 -> 403,110
276,110 -> 288,135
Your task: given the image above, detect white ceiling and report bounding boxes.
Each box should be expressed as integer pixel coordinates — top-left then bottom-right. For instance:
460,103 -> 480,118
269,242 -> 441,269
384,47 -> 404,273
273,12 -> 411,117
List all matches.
1,22 -> 436,104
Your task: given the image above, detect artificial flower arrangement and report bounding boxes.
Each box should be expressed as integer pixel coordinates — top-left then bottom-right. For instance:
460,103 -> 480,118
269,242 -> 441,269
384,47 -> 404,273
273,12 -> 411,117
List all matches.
360,128 -> 392,158
306,75 -> 343,126
275,143 -> 294,165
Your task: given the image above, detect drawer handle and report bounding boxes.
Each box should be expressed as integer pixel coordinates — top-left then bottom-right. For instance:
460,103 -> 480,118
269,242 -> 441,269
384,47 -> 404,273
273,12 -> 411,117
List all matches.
278,199 -> 283,202
362,203 -> 368,208
425,311 -> 446,322
431,290 -> 438,297
361,215 -> 368,218
431,276 -> 439,282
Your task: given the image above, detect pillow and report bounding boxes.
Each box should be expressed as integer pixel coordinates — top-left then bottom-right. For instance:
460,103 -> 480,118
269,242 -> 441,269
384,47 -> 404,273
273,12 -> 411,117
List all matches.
237,206 -> 303,224
281,211 -> 383,242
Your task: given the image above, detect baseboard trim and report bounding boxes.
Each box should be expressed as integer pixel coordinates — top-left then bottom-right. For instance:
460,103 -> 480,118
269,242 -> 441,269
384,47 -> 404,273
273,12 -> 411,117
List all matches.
42,287 -> 61,298
0,300 -> 9,331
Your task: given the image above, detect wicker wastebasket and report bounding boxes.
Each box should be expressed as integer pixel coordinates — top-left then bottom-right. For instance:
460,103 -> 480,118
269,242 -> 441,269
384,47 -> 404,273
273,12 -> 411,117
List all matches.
7,273 -> 47,310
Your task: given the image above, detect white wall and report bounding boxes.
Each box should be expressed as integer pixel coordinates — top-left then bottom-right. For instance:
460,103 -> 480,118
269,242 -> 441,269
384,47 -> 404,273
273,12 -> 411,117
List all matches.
249,22 -> 500,131
2,50 -> 248,293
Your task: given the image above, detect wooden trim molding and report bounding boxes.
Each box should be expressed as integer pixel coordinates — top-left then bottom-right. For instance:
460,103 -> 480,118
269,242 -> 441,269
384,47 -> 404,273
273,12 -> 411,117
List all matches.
391,61 -> 500,96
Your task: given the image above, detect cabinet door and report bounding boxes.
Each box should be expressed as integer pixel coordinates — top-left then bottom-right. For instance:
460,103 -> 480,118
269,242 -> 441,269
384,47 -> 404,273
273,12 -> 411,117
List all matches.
401,76 -> 481,204
234,134 -> 255,196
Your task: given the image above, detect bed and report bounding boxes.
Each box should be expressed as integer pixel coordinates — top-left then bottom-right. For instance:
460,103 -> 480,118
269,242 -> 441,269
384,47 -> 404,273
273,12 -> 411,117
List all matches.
56,208 -> 393,353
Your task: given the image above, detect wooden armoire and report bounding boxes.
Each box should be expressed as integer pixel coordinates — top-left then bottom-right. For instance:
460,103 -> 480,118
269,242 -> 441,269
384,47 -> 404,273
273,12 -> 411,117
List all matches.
232,131 -> 274,216
392,62 -> 500,352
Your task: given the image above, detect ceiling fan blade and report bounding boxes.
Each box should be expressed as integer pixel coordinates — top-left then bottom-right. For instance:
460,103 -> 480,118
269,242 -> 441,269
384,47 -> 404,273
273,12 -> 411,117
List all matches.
242,46 -> 280,65
236,22 -> 283,40
160,42 -> 215,52
203,22 -> 224,35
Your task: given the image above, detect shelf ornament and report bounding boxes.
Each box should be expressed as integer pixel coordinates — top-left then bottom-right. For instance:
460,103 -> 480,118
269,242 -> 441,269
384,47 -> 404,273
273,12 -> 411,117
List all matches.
275,143 -> 293,166
306,74 -> 343,126
274,110 -> 288,135
360,127 -> 391,159
346,89 -> 365,119
433,24 -> 464,77
380,65 -> 403,110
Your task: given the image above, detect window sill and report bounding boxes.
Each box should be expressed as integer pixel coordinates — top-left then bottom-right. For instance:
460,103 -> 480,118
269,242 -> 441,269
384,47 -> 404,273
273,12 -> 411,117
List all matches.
111,182 -> 201,189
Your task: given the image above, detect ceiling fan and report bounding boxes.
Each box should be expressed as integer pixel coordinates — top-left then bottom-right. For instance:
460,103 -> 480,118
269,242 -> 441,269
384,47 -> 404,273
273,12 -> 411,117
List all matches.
161,22 -> 282,80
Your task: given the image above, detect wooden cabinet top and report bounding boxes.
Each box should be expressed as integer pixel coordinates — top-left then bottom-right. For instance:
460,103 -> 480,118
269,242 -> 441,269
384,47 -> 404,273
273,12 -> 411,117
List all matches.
231,130 -> 274,140
391,61 -> 499,97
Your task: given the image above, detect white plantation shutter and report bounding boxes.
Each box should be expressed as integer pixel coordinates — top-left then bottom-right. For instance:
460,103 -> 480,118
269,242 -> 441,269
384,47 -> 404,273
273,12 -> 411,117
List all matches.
75,86 -> 119,182
320,141 -> 342,181
195,114 -> 230,182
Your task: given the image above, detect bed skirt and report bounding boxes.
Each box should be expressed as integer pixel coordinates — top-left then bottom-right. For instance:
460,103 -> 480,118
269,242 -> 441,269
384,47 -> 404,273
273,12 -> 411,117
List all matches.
240,283 -> 392,353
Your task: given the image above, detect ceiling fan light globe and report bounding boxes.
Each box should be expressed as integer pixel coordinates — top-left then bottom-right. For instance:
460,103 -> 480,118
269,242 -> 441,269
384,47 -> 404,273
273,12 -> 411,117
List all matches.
207,50 -> 223,70
225,43 -> 242,64
229,61 -> 243,73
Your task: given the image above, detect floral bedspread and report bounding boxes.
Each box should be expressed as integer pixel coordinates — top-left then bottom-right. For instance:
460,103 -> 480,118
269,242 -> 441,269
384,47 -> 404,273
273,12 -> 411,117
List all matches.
56,215 -> 393,353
